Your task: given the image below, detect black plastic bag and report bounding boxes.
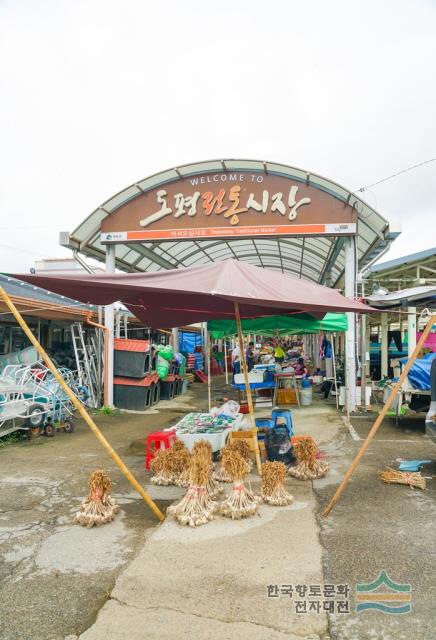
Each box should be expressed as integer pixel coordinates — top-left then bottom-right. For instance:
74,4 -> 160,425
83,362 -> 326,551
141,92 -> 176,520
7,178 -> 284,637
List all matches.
265,427 -> 295,465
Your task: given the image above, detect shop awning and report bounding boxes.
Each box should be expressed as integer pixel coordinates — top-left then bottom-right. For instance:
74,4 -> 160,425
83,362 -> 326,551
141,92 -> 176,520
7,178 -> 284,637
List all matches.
208,312 -> 348,338
13,259 -> 373,328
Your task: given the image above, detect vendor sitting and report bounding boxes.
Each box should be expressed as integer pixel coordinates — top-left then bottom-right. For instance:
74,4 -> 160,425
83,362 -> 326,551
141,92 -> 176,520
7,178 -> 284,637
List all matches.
294,357 -> 309,377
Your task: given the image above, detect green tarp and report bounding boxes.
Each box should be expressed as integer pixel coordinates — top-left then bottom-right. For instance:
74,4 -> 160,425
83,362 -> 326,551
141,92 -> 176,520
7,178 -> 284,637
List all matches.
208,313 -> 348,338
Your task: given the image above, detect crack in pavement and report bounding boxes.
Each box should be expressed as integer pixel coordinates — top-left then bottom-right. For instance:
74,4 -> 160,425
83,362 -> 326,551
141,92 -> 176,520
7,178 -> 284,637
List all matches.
108,595 -> 325,639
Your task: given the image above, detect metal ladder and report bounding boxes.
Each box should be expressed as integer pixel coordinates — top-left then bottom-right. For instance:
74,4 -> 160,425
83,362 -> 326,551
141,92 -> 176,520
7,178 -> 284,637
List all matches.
71,323 -> 100,408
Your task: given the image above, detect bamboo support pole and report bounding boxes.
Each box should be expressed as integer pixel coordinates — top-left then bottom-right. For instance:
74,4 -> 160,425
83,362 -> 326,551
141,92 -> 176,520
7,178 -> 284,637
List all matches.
0,286 -> 165,522
323,313 -> 436,517
234,302 -> 262,475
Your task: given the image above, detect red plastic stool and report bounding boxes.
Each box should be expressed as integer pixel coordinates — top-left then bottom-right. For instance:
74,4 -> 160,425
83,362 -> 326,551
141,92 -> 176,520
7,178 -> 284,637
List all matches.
145,431 -> 176,470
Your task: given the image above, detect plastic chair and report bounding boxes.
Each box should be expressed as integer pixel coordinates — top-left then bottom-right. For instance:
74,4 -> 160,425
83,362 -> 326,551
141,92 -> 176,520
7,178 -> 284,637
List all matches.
145,431 -> 177,469
255,418 -> 273,429
272,408 -> 293,436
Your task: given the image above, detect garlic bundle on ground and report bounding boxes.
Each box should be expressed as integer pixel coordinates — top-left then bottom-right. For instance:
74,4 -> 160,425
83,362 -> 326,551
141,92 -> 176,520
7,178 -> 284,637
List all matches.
287,437 -> 329,481
219,449 -> 260,519
76,469 -> 119,528
192,439 -> 222,498
261,461 -> 293,506
172,446 -> 192,487
229,439 -> 253,470
167,454 -> 218,527
213,449 -> 232,483
150,449 -> 175,485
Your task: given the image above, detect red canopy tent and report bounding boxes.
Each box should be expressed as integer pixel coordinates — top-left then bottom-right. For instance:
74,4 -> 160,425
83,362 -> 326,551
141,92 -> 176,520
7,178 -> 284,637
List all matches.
14,259 -> 373,474
2,259 -> 375,514
13,259 -> 372,327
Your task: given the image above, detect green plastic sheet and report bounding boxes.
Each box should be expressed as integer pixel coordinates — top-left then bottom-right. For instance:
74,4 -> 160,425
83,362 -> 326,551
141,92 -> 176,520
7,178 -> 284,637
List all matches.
208,313 -> 347,338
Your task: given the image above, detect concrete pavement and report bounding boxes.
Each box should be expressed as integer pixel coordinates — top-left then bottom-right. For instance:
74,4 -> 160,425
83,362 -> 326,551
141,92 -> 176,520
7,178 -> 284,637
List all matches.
81,494 -> 328,640
80,402 -> 342,640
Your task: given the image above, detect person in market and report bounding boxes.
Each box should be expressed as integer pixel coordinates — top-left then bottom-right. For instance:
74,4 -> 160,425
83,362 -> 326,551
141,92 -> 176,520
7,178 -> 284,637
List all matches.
245,341 -> 256,371
320,335 -> 333,378
273,341 -> 286,364
212,344 -> 225,374
231,340 -> 241,380
294,357 -> 309,377
231,343 -> 240,363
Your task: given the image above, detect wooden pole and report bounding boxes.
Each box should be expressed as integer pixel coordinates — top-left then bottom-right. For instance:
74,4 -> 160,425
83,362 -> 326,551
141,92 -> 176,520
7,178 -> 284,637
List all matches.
323,313 -> 436,517
224,340 -> 229,385
0,286 -> 165,522
234,302 -> 262,475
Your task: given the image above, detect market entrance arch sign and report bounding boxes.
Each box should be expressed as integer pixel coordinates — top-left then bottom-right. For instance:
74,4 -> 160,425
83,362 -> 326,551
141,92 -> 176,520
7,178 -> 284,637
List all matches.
100,171 -> 357,243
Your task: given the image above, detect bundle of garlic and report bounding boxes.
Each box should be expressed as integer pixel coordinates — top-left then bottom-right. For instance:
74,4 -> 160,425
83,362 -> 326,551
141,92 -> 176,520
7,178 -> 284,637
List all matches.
76,469 -> 119,528
261,461 -> 294,506
192,439 -> 222,498
213,446 -> 233,483
219,449 -> 260,519
167,454 -> 218,527
150,449 -> 175,485
171,446 -> 192,487
229,439 -> 253,470
379,467 -> 426,490
287,437 -> 329,481
192,439 -> 213,460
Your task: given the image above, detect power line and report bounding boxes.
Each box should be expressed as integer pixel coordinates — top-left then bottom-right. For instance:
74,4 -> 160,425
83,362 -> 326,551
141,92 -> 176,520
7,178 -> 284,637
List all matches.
357,157 -> 436,192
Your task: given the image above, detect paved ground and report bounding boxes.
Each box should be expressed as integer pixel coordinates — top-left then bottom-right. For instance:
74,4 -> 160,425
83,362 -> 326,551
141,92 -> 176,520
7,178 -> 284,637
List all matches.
1,380 -> 435,640
314,414 -> 436,640
0,387 -> 205,640
80,401 -> 340,640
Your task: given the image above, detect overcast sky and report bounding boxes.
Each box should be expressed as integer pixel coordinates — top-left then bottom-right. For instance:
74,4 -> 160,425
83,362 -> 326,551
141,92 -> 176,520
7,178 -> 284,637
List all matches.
1,0 -> 435,273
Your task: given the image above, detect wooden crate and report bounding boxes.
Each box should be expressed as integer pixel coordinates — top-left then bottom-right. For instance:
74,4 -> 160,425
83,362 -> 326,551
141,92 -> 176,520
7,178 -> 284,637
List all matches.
276,388 -> 298,405
229,430 -> 261,456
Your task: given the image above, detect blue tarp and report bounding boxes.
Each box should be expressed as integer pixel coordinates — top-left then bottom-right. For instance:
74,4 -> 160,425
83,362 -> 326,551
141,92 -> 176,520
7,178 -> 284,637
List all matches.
400,352 -> 436,390
179,331 -> 202,353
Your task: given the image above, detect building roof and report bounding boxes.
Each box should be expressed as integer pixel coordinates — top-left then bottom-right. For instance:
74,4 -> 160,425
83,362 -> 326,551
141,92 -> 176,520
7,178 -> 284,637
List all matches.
369,247 -> 436,273
365,247 -> 436,291
60,159 -> 399,287
366,285 -> 436,309
0,273 -> 97,322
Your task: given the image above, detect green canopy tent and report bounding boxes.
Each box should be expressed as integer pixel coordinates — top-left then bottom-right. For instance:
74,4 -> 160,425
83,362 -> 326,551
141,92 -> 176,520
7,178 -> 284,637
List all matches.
208,312 -> 347,338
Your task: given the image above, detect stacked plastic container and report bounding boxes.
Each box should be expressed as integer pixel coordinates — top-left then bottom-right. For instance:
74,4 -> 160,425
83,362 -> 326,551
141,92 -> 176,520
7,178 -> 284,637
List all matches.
113,339 -> 160,410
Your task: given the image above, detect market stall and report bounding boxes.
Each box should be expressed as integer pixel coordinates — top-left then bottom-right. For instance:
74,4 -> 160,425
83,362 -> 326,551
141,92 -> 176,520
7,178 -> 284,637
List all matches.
10,259 -> 373,516
209,313 -> 348,409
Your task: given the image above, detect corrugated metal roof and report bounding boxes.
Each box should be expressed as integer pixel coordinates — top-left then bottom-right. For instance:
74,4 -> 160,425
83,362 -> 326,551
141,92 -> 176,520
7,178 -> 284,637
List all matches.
366,285 -> 436,308
369,247 -> 436,273
0,273 -> 96,312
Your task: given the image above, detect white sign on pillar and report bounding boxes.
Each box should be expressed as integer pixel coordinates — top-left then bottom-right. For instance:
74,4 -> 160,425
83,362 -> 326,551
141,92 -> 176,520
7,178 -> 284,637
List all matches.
407,307 -> 417,358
